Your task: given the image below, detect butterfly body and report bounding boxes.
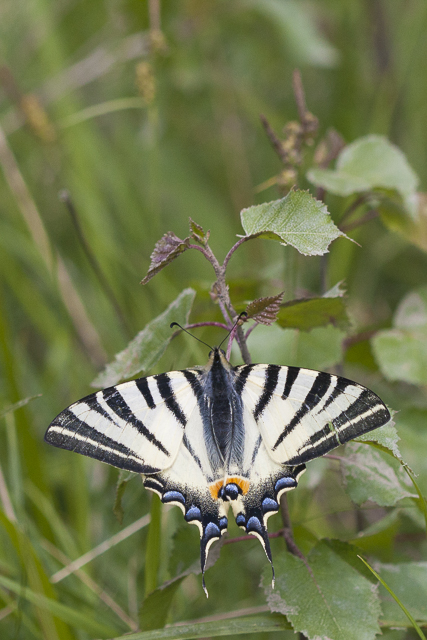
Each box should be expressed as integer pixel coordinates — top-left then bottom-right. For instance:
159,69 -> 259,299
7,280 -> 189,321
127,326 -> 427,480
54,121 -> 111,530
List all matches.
45,348 -> 390,594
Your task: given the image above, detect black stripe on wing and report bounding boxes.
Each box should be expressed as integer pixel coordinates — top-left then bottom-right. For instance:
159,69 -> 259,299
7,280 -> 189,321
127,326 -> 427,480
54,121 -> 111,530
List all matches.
155,373 -> 187,426
254,365 -> 280,419
281,366 -> 300,400
45,410 -> 159,473
285,386 -> 391,465
102,387 -> 170,456
273,371 -> 332,450
234,365 -> 254,396
135,377 -> 156,409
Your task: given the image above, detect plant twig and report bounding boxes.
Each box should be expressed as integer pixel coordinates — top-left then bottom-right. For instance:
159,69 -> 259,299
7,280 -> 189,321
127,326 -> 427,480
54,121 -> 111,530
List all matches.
292,69 -> 308,124
260,114 -> 288,164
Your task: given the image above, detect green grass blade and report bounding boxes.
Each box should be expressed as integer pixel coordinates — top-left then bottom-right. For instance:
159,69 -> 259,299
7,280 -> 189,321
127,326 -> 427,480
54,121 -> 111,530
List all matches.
145,493 -> 162,596
403,464 -> 427,532
109,614 -> 291,639
358,556 -> 427,640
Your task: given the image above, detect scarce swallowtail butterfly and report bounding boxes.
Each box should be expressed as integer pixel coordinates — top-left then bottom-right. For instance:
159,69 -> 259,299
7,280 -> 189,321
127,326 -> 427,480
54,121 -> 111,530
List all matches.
45,347 -> 390,595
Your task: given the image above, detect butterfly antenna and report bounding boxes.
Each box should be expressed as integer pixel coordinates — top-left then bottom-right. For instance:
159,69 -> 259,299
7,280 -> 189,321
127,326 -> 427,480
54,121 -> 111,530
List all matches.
170,322 -> 213,350
217,311 -> 248,350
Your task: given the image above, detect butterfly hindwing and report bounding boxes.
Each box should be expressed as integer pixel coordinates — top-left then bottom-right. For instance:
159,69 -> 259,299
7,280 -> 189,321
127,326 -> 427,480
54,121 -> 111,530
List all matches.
237,364 -> 391,466
45,370 -> 202,474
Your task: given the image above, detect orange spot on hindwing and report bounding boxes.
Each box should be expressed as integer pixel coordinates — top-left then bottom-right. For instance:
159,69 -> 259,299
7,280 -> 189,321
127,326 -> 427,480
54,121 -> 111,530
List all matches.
209,476 -> 250,500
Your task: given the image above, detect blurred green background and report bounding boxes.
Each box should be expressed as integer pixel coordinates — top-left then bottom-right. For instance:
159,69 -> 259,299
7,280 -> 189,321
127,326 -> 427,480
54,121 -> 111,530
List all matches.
1,1 -> 427,638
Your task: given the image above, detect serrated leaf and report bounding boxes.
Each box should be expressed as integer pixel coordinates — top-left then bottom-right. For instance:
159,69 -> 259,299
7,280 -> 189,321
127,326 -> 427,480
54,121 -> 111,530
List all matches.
263,539 -> 382,640
240,190 -> 347,256
277,296 -> 349,331
372,287 -> 427,385
189,217 -> 209,245
341,443 -> 416,506
141,232 -> 189,285
355,419 -> 401,460
372,561 -> 427,632
307,135 -> 419,217
92,288 -> 196,387
245,292 -> 284,325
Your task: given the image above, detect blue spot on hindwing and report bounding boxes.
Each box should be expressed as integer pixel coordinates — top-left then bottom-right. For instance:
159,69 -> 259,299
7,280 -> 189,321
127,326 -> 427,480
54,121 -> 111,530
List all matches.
274,476 -> 297,493
185,505 -> 201,521
163,490 -> 186,505
262,497 -> 279,513
236,513 -> 246,527
219,516 -> 228,530
224,483 -> 239,500
246,516 -> 262,534
204,521 -> 221,540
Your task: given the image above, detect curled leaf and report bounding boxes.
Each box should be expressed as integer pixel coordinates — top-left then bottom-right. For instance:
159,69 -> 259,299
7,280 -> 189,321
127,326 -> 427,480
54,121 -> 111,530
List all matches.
245,292 -> 284,325
141,232 -> 189,285
189,218 -> 209,245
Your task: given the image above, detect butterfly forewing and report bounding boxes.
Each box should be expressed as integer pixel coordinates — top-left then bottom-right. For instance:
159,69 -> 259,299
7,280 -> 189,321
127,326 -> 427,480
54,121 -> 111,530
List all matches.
45,371 -> 200,474
237,364 -> 391,466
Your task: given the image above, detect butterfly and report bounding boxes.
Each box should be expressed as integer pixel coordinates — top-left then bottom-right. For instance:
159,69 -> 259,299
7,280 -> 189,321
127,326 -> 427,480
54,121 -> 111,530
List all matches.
45,347 -> 390,595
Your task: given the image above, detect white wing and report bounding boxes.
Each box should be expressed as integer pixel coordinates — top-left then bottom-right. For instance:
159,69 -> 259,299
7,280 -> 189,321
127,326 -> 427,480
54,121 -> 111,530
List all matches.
237,364 -> 391,466
45,370 -> 201,473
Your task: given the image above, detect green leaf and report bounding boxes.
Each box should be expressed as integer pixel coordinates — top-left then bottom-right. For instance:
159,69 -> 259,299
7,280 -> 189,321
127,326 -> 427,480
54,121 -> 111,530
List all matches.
189,218 -> 209,245
110,614 -> 291,640
240,190 -> 347,256
359,558 -> 427,639
295,325 -> 344,369
139,573 -> 189,631
307,135 -> 419,217
341,443 -> 416,506
263,539 -> 382,640
355,420 -> 401,460
380,192 -> 427,252
372,287 -> 427,385
92,288 -> 196,387
307,169 -> 371,196
323,280 -> 346,298
0,574 -> 118,638
113,470 -> 136,524
245,292 -> 284,325
245,323 -> 344,371
277,296 -> 349,331
141,232 -> 190,285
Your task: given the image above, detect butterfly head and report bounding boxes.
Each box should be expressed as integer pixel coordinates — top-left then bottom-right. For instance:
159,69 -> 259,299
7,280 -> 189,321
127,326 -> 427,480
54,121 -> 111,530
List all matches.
207,346 -> 233,371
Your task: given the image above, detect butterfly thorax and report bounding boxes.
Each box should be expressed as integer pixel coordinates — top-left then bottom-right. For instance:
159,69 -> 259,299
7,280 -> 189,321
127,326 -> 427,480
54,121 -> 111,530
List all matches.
201,348 -> 244,469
